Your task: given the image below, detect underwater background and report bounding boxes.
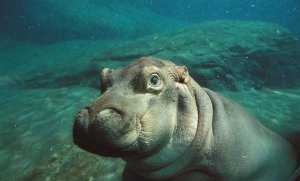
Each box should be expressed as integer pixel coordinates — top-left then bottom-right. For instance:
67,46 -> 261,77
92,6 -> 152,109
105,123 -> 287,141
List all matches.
0,0 -> 299,180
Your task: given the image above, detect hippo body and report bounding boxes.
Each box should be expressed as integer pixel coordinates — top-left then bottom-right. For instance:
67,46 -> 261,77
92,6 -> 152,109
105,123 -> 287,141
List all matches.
73,57 -> 298,180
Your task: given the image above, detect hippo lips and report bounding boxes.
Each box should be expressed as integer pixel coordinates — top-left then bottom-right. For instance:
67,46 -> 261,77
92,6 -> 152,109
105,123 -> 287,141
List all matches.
73,108 -> 142,157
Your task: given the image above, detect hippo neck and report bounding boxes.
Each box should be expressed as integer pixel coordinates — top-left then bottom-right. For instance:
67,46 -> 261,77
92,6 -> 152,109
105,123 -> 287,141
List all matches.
198,88 -> 297,180
122,81 -> 203,180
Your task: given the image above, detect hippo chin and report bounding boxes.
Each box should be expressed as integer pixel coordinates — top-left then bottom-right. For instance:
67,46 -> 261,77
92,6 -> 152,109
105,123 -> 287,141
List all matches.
73,57 -> 298,180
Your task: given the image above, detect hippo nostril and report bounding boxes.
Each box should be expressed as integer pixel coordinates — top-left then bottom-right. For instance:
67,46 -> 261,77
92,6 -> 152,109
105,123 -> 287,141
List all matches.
85,105 -> 97,121
75,109 -> 90,131
73,108 -> 91,147
85,106 -> 92,114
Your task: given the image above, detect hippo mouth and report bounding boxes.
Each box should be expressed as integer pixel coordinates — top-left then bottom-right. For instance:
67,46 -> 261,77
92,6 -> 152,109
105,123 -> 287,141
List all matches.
73,108 -> 142,157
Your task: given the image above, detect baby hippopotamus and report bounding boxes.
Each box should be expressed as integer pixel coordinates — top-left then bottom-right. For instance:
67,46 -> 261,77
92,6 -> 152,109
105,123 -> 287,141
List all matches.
73,57 -> 298,180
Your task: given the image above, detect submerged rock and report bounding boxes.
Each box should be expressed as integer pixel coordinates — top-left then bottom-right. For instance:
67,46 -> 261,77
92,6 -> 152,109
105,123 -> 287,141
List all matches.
95,21 -> 300,91
2,21 -> 300,91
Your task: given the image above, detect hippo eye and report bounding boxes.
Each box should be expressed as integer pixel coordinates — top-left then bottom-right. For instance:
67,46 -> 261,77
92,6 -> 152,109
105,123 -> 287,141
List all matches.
149,74 -> 160,86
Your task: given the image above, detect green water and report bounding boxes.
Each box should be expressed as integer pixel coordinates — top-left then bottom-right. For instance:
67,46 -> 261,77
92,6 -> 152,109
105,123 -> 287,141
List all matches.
0,1 -> 299,179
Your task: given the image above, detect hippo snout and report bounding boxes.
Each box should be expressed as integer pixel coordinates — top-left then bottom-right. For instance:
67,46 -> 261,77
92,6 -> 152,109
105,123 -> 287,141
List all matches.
73,107 -> 139,156
89,109 -> 123,143
73,108 -> 122,141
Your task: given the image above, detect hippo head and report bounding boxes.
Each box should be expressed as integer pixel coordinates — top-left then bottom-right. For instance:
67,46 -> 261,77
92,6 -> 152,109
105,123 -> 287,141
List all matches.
73,57 -> 195,158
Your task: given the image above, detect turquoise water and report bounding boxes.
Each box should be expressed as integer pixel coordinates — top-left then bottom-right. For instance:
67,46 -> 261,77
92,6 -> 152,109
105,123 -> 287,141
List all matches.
0,1 -> 300,180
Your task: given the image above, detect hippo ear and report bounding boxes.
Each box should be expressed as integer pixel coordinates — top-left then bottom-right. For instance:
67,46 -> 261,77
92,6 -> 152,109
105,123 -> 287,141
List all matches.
176,66 -> 190,84
167,66 -> 190,84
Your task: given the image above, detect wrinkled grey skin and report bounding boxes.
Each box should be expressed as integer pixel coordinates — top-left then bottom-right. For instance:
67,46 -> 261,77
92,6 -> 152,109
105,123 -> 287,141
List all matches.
73,57 -> 298,181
